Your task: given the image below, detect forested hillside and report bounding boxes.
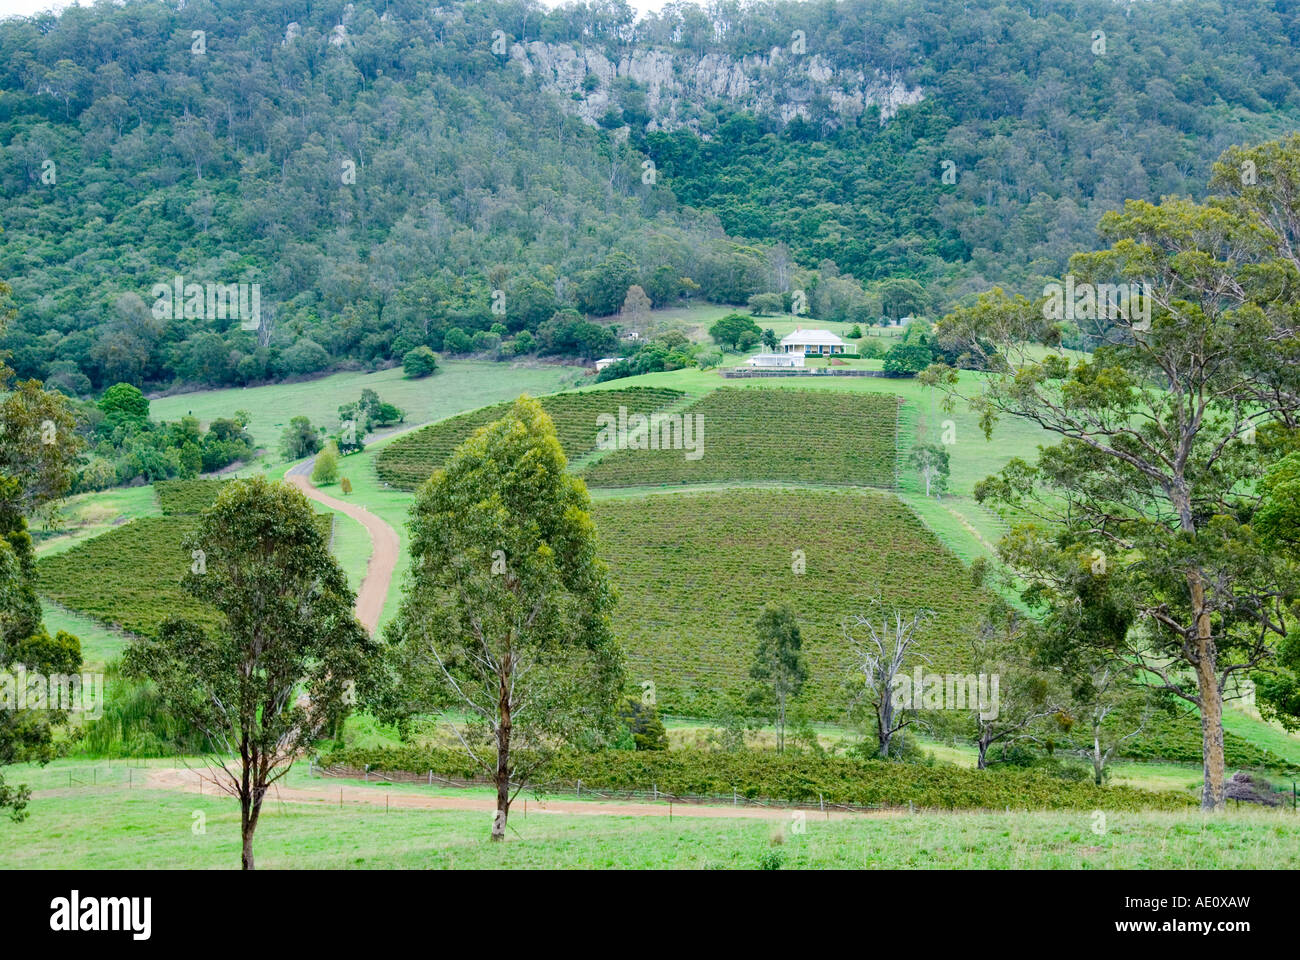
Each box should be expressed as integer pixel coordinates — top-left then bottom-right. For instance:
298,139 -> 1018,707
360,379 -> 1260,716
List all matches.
3,0 -> 1299,392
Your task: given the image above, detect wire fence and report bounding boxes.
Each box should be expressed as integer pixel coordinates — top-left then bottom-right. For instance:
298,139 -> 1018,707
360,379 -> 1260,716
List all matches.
309,762 -> 897,815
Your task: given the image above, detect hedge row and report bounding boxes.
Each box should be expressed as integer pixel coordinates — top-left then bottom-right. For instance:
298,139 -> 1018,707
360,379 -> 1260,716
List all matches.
319,746 -> 1195,811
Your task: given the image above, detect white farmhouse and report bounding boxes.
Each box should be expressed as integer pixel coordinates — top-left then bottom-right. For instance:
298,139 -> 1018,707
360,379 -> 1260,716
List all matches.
780,328 -> 854,356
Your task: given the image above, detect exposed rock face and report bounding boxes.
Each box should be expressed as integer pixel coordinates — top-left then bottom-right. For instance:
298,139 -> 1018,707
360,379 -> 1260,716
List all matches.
508,41 -> 923,133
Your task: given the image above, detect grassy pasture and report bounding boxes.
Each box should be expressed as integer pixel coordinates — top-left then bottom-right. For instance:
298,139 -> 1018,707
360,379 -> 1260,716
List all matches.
0,760 -> 1295,869
148,361 -> 589,470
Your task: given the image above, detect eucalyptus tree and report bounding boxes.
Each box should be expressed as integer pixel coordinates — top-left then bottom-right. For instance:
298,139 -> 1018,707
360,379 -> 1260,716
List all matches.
125,477 -> 376,868
384,396 -> 623,840
931,137 -> 1300,808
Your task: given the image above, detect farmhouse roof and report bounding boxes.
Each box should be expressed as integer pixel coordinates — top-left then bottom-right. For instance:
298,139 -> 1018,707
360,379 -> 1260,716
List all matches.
780,328 -> 845,346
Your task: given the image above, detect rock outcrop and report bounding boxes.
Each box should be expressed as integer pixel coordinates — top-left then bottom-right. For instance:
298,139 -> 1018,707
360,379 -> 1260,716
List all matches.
507,41 -> 923,133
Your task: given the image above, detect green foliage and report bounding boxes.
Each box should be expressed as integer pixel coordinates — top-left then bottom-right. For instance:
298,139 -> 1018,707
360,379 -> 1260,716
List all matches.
709,313 -> 762,350
154,479 -> 226,515
581,388 -> 898,487
882,341 -> 933,374
592,489 -> 989,720
382,396 -> 625,835
618,696 -> 669,751
322,745 -> 1195,811
77,664 -> 214,758
79,405 -> 254,492
98,384 -> 149,423
402,346 -> 439,379
124,476 -> 375,867
375,387 -> 683,489
749,602 -> 807,751
908,441 -> 950,498
279,415 -> 322,461
311,443 -> 340,485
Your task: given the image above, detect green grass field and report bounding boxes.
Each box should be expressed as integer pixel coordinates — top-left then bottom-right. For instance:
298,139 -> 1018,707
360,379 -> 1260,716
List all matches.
148,361 -> 588,469
0,760 -> 1294,869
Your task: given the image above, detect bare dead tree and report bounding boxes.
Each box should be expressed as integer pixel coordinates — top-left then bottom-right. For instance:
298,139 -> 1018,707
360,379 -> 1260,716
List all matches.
844,598 -> 935,757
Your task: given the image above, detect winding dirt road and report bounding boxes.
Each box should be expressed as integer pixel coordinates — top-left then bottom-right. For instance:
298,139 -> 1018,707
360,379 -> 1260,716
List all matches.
287,460 -> 399,634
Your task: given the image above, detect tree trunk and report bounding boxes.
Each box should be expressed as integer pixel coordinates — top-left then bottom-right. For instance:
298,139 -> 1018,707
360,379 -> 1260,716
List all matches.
493,666 -> 512,841
877,697 -> 893,758
976,735 -> 989,770
240,793 -> 261,871
1188,572 -> 1226,811
1092,724 -> 1104,786
1198,661 -> 1226,811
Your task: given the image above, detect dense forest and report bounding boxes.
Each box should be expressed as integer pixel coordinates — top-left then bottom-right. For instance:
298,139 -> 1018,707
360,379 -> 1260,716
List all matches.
2,0 -> 1298,392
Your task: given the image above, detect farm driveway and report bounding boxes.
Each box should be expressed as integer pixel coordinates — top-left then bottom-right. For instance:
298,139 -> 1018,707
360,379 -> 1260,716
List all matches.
286,459 -> 399,634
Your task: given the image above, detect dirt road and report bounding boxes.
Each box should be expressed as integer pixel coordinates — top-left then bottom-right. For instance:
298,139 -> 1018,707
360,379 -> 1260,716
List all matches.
286,460 -> 399,634
145,767 -> 890,821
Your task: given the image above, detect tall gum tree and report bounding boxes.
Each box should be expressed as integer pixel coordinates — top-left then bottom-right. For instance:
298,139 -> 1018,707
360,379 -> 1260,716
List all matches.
929,137 -> 1300,810
383,395 -> 623,840
125,477 -> 376,868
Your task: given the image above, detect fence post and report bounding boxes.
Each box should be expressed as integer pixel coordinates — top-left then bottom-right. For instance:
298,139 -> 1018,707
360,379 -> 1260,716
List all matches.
428,770 -> 433,786
577,779 -> 581,797
733,788 -> 737,806
653,783 -> 657,801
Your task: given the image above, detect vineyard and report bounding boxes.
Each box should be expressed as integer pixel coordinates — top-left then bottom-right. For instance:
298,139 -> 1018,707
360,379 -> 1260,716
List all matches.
37,517 -> 220,638
375,387 -> 685,489
38,510 -> 333,640
154,479 -> 228,515
322,746 -> 1194,811
590,488 -> 987,720
580,388 -> 900,488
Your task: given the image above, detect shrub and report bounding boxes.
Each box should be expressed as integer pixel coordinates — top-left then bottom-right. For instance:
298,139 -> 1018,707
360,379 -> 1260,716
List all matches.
882,341 -> 932,375
340,477 -> 352,495
282,338 -> 330,375
312,442 -> 340,484
402,346 -> 439,378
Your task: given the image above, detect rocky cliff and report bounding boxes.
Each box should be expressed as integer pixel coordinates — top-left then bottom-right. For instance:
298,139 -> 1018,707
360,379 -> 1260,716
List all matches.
508,41 -> 924,133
